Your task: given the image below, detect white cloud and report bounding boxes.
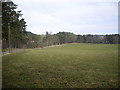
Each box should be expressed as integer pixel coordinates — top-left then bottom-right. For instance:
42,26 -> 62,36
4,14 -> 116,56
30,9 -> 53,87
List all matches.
13,0 -> 118,34
15,0 -> 119,3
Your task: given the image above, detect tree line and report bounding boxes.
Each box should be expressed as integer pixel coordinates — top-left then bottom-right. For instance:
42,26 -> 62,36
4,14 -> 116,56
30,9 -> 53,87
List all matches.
2,1 -> 120,50
2,1 -> 27,49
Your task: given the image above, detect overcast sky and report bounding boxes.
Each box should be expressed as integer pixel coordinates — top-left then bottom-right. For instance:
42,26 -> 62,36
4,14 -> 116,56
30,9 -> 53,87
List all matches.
13,0 -> 119,35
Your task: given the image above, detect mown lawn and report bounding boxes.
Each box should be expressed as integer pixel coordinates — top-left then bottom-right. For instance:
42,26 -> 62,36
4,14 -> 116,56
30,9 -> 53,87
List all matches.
2,43 -> 118,88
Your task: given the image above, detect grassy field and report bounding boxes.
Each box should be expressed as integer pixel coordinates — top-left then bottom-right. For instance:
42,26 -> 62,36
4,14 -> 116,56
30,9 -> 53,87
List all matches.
2,43 -> 118,88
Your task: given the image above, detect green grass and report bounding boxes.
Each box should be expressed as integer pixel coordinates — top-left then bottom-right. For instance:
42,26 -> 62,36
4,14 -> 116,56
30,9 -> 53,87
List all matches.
2,43 -> 118,88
